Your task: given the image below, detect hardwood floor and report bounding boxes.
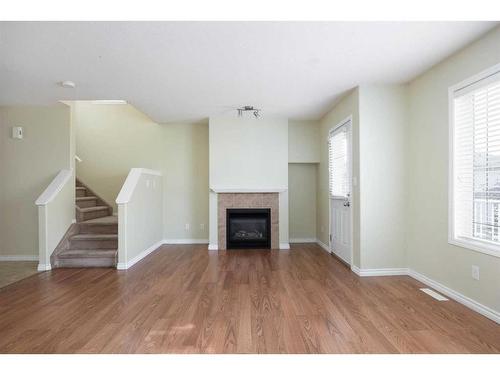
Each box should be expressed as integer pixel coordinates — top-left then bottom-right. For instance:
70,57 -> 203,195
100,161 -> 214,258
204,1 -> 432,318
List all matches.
0,261 -> 38,289
0,244 -> 498,353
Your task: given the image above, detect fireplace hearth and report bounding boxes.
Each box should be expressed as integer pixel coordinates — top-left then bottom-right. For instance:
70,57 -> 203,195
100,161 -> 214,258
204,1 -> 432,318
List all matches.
226,208 -> 271,249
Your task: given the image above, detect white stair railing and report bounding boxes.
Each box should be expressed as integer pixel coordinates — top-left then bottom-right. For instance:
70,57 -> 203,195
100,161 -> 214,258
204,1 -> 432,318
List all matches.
35,169 -> 74,271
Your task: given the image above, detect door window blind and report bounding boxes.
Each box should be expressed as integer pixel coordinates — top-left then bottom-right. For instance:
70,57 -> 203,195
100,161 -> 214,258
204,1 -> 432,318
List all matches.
328,127 -> 349,198
453,75 -> 500,245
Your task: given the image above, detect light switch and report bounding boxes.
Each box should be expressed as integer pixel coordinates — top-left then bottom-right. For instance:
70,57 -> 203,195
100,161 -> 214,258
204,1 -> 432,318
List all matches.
471,265 -> 480,280
12,126 -> 23,139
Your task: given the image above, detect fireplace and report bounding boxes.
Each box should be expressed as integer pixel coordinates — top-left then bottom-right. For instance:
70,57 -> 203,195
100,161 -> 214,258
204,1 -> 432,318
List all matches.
226,208 -> 271,249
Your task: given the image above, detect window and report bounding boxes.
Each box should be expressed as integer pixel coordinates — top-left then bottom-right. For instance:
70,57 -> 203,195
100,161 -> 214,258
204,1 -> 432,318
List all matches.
450,64 -> 500,257
328,124 -> 349,198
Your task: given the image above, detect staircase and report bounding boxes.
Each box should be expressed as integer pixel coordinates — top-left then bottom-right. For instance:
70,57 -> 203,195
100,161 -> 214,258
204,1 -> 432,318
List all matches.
51,179 -> 118,268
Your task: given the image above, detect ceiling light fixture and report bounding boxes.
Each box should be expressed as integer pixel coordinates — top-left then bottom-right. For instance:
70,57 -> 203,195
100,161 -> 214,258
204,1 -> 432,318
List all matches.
237,106 -> 260,119
60,80 -> 76,88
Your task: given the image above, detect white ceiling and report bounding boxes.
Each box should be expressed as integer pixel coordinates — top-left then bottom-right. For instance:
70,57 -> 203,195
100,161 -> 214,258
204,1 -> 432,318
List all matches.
0,22 -> 497,122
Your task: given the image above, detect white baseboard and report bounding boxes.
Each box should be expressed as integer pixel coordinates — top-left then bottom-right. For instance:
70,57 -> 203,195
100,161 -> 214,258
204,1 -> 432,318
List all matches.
37,263 -> 51,271
351,265 -> 360,275
316,240 -> 330,253
0,255 -> 38,261
352,267 -> 409,277
163,239 -> 209,245
408,269 -> 500,324
349,265 -> 500,324
117,240 -> 163,270
208,243 -> 218,250
290,238 -> 317,243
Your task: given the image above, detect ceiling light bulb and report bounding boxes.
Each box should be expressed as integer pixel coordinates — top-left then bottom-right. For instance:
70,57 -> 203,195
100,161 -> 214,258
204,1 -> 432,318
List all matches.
60,81 -> 76,88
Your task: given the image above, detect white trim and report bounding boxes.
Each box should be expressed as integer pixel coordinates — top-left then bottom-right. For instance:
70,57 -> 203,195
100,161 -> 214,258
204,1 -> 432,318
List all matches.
116,168 -> 162,204
449,238 -> 500,258
35,169 -> 72,206
351,265 -> 361,275
37,263 -> 52,271
116,240 -> 163,270
117,203 -> 128,267
163,239 -> 209,244
316,239 -> 330,253
328,115 -> 354,266
0,255 -> 38,261
347,263 -> 500,324
448,64 -> 500,258
449,62 -> 500,95
408,269 -> 500,324
210,187 -> 287,193
352,267 -> 410,277
289,238 -> 317,243
208,243 -> 218,250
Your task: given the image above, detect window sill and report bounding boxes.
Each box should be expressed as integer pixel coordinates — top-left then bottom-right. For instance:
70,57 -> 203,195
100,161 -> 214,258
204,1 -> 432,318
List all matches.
449,237 -> 500,258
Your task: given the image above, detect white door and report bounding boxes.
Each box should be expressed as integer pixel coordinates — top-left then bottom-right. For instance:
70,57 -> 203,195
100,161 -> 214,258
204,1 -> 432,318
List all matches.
329,119 -> 352,265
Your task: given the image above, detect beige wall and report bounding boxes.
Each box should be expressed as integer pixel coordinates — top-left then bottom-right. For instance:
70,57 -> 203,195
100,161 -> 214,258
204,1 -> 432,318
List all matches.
358,85 -> 408,269
74,102 -> 209,241
0,105 -> 71,257
318,89 -> 361,266
407,26 -> 500,312
289,163 -> 317,240
288,120 -> 320,163
75,103 -> 164,213
163,122 -> 209,240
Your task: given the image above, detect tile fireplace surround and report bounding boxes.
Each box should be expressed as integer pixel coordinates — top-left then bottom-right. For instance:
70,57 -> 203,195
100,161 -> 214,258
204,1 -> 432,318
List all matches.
217,193 -> 279,250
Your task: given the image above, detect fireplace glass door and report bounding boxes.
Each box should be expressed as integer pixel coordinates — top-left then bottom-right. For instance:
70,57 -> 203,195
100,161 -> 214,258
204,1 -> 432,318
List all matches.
226,208 -> 271,249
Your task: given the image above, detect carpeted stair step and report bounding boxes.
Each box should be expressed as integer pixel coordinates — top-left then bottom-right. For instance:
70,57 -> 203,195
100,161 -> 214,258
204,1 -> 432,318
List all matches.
75,196 -> 98,208
76,186 -> 87,197
79,206 -> 111,221
55,249 -> 117,268
69,234 -> 118,249
78,221 -> 118,234
58,249 -> 117,258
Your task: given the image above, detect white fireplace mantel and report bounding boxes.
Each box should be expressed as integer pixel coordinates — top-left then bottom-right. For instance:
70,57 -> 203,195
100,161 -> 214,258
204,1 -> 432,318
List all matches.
210,187 -> 288,193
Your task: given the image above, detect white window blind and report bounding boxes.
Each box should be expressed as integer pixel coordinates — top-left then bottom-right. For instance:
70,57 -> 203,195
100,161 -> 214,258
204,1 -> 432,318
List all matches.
328,127 -> 349,198
452,74 -> 500,248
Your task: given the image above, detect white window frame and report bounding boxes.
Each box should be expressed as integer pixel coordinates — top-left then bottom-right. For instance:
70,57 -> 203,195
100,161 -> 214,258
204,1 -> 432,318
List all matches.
448,62 -> 500,258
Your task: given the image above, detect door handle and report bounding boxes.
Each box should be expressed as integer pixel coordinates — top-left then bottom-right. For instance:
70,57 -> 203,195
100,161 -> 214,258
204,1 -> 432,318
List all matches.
343,193 -> 351,207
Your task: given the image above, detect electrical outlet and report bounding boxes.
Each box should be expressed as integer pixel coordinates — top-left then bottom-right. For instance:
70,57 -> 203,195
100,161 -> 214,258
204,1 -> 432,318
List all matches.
200,223 -> 205,231
471,265 -> 480,280
185,223 -> 190,231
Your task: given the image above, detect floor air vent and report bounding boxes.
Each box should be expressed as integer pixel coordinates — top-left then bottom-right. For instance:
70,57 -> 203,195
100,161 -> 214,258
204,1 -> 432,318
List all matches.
420,288 -> 449,301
